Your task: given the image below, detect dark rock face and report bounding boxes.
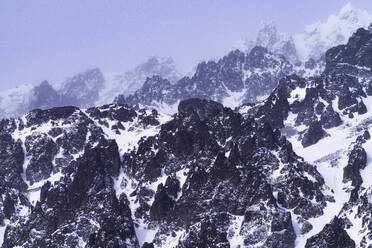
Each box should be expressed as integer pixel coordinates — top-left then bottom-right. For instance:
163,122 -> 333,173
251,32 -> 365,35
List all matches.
58,68 -> 105,107
29,81 -> 61,110
302,121 -> 327,148
241,25 -> 372,148
343,143 -> 367,202
325,27 -> 372,73
305,217 -> 355,248
1,22 -> 372,248
320,105 -> 342,129
119,98 -> 326,247
0,104 -> 165,248
116,47 -> 293,110
0,131 -> 26,223
4,141 -> 138,248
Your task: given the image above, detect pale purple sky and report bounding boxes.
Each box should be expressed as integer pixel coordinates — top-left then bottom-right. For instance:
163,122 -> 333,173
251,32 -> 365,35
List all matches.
1,0 -> 371,90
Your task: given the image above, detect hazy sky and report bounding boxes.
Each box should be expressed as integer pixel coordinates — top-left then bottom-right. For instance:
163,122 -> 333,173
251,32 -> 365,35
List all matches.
1,0 -> 372,90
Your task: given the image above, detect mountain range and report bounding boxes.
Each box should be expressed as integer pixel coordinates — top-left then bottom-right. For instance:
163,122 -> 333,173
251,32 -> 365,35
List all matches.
1,4 -> 372,248
1,4 -> 371,120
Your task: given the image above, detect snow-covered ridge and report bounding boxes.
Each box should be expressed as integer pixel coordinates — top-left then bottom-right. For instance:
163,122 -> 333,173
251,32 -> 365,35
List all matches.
236,3 -> 372,64
0,104 -> 171,247
0,56 -> 181,121
294,3 -> 372,61
97,56 -> 181,105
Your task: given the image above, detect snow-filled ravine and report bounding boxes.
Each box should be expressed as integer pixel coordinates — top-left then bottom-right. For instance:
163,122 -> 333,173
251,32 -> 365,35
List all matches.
283,95 -> 372,248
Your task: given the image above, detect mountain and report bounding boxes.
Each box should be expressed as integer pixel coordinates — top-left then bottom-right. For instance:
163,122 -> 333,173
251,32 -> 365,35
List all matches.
0,100 -> 327,247
58,68 -> 105,107
1,23 -> 372,247
0,68 -> 105,120
116,3 -> 372,114
115,47 -> 294,112
239,24 -> 372,247
0,57 -> 180,121
98,56 -> 181,105
236,3 -> 372,69
236,21 -> 299,65
294,3 -> 372,62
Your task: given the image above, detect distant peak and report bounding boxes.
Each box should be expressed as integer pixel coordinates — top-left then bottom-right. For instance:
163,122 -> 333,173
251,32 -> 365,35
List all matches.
339,2 -> 353,16
258,20 -> 276,30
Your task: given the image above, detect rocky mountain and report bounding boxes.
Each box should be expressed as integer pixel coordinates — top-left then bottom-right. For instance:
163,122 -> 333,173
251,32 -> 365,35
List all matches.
238,24 -> 372,247
1,7 -> 372,248
98,56 -> 181,105
115,46 -> 294,113
236,3 -> 372,73
115,4 -> 372,116
236,21 -> 299,65
0,68 -> 105,120
0,98 -> 330,247
0,57 -> 181,121
294,3 -> 372,62
1,23 -> 372,247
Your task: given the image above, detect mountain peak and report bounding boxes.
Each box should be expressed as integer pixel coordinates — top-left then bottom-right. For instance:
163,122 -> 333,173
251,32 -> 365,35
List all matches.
295,3 -> 372,61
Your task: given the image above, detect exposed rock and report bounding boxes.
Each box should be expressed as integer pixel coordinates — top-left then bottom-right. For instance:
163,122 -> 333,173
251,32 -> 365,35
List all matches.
305,217 -> 355,248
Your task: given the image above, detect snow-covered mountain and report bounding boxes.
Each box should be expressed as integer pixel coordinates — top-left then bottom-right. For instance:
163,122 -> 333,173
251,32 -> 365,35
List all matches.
115,3 -> 372,115
0,69 -> 105,120
236,3 -> 372,65
0,57 -> 180,120
1,22 -> 372,248
239,24 -> 372,246
294,3 -> 372,62
98,56 -> 181,105
236,21 -> 299,65
115,46 -> 294,113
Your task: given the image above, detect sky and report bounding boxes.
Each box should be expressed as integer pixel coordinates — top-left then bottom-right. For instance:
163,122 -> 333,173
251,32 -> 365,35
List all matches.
1,0 -> 372,91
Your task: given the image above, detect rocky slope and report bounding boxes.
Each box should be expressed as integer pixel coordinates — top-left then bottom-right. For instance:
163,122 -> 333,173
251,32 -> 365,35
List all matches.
0,10 -> 372,248
99,56 -> 181,105
115,46 -> 294,112
0,97 -> 331,247
238,24 -> 372,247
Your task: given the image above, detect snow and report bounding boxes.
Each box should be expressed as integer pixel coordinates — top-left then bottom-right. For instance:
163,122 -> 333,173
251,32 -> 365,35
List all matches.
288,87 -> 307,104
227,215 -> 245,248
86,109 -> 171,156
222,83 -> 247,109
142,101 -> 179,115
114,170 -> 159,246
282,93 -> 372,247
28,171 -> 64,206
0,220 -> 9,246
295,159 -> 350,248
175,168 -> 190,200
293,3 -> 372,61
361,137 -> 372,189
